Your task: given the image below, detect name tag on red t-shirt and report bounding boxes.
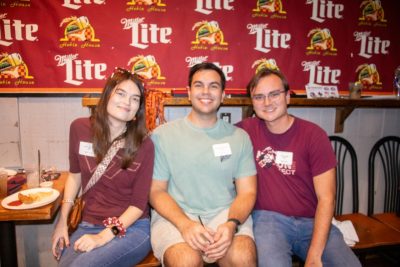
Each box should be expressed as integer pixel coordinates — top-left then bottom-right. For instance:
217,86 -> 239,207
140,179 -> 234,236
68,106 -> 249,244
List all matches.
275,151 -> 293,165
79,141 -> 95,157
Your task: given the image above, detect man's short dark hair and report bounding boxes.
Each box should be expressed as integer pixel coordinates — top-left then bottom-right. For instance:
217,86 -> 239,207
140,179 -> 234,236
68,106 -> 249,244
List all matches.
188,62 -> 226,90
247,68 -> 290,95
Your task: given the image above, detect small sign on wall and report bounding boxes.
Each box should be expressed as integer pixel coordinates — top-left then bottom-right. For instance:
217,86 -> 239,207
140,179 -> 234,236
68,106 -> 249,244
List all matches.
305,85 -> 339,99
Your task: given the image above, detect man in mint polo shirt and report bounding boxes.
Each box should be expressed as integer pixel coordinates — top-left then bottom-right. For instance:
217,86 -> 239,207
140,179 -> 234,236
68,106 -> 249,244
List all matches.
150,62 -> 257,267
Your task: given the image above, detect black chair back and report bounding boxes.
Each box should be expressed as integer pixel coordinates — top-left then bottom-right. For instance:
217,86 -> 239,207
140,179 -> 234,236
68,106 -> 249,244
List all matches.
368,136 -> 400,216
329,136 -> 359,215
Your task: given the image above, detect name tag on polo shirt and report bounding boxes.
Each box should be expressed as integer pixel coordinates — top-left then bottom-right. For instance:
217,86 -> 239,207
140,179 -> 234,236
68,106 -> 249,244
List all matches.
212,143 -> 232,157
79,141 -> 95,157
275,151 -> 293,165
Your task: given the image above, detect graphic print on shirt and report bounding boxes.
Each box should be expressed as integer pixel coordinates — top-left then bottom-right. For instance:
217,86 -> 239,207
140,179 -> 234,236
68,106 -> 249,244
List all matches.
256,146 -> 296,175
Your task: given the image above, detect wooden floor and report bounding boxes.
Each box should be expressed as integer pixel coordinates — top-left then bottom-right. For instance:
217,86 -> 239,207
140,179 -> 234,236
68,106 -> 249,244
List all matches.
291,252 -> 400,267
362,253 -> 400,267
201,251 -> 400,267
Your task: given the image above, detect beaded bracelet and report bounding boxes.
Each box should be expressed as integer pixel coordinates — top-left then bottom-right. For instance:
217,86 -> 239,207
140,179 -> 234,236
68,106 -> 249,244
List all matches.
103,217 -> 126,238
61,199 -> 74,204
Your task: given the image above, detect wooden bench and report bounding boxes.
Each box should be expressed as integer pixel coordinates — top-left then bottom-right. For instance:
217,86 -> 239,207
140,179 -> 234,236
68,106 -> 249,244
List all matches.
135,251 -> 160,267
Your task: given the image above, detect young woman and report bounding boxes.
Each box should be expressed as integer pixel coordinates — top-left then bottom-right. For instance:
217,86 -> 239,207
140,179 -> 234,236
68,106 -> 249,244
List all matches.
51,68 -> 154,267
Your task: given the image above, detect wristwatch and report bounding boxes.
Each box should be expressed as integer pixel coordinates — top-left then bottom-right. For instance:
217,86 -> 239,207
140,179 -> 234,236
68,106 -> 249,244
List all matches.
227,218 -> 241,233
110,225 -> 120,236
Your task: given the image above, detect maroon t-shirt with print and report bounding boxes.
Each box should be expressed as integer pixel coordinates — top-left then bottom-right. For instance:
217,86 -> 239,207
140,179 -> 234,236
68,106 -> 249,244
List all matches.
69,117 -> 154,225
237,116 -> 337,218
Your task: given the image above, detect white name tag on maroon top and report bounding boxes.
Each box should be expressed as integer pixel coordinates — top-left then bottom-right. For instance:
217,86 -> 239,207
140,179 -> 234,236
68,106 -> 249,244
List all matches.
275,151 -> 293,165
79,141 -> 95,157
212,143 -> 232,157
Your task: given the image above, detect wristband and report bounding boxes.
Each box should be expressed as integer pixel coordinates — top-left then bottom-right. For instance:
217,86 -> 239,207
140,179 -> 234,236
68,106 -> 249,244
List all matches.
227,218 -> 241,233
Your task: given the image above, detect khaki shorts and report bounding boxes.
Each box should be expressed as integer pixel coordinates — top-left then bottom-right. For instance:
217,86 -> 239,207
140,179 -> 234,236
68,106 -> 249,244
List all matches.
150,208 -> 254,264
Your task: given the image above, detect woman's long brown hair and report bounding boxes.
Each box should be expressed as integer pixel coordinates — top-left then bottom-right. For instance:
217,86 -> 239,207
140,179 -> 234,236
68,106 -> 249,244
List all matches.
91,69 -> 147,169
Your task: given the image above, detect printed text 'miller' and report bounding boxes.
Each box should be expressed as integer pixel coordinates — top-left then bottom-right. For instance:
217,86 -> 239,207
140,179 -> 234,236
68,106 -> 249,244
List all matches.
0,19 -> 38,46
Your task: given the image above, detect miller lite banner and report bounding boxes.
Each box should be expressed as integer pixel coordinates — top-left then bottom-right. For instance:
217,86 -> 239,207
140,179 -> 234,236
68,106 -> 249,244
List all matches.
0,0 -> 399,96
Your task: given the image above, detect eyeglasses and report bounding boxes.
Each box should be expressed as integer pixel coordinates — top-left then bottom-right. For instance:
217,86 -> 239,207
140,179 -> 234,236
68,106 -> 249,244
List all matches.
251,90 -> 286,102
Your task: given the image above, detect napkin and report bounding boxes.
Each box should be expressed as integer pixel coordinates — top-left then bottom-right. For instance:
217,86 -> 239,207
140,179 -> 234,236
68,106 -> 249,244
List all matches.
7,174 -> 27,195
332,218 -> 359,247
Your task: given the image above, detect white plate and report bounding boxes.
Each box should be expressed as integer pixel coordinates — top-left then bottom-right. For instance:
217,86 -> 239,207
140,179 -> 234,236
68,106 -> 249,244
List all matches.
1,188 -> 60,210
0,168 -> 17,176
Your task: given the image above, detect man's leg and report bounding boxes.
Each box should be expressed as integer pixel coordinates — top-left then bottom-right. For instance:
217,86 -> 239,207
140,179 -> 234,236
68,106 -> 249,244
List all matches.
321,225 -> 361,267
293,218 -> 361,267
203,207 -> 256,266
218,235 -> 257,267
252,210 -> 294,267
151,210 -> 203,266
164,242 -> 203,267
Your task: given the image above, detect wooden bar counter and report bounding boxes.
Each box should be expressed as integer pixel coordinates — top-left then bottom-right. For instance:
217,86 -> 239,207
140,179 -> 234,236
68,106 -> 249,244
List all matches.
0,172 -> 67,267
82,95 -> 400,133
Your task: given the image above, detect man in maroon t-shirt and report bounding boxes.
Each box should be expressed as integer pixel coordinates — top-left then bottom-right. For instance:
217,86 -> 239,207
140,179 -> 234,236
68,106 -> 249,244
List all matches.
237,69 -> 361,267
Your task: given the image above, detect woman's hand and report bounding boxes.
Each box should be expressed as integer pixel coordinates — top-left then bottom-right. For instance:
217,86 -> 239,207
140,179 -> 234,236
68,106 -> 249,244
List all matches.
73,228 -> 114,253
51,220 -> 69,260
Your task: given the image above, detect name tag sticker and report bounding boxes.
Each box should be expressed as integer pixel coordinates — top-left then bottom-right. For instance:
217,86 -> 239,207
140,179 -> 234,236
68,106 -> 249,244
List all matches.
79,141 -> 95,157
275,151 -> 293,165
212,143 -> 232,157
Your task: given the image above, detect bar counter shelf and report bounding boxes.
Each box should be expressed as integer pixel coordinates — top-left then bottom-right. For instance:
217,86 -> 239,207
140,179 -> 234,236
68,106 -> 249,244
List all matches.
82,95 -> 400,133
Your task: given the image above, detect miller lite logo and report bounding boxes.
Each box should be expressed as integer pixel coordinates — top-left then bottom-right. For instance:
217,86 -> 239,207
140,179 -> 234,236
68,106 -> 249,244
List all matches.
62,0 -> 105,10
302,61 -> 341,86
306,0 -> 344,23
185,57 -> 233,81
195,0 -> 234,15
247,23 -> 290,53
354,31 -> 390,59
214,62 -> 233,81
186,56 -> 209,68
0,14 -> 38,47
252,58 -> 280,73
55,54 -> 107,86
128,54 -> 165,81
122,17 -> 172,49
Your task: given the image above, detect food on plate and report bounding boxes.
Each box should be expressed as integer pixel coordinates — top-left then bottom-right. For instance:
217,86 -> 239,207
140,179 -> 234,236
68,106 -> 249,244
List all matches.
18,191 -> 53,204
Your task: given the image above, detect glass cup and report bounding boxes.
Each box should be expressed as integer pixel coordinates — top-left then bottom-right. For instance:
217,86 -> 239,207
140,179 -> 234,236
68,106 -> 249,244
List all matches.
349,82 -> 362,99
0,171 -> 8,198
26,169 -> 40,189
